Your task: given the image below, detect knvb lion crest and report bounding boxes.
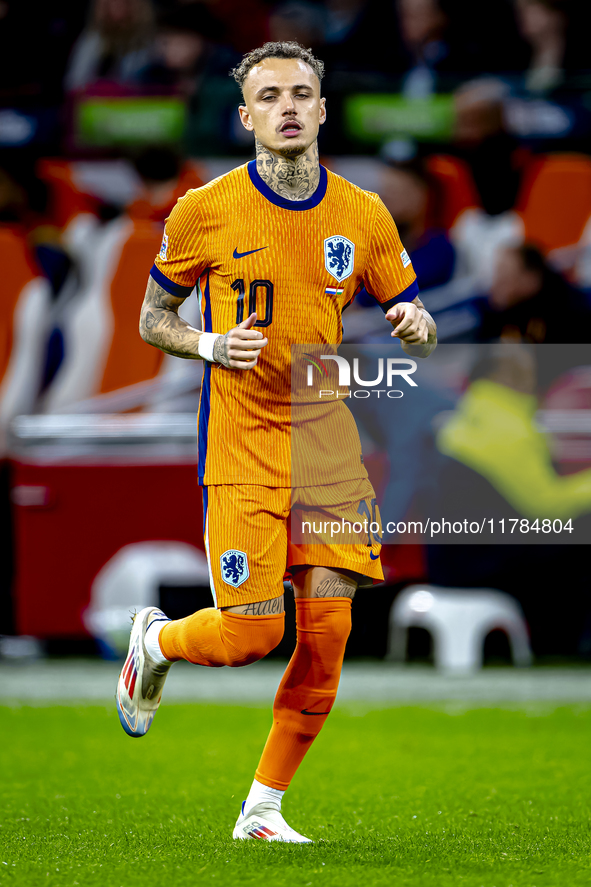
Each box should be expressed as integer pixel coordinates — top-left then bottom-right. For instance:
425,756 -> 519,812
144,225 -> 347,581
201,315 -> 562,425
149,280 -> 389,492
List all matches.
324,235 -> 355,282
220,549 -> 249,587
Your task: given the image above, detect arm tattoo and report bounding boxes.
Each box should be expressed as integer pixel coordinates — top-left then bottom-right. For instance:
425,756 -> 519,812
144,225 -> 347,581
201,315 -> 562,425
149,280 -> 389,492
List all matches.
256,140 -> 320,201
212,332 -> 230,367
240,597 -> 285,616
315,576 -> 356,599
139,276 -> 202,359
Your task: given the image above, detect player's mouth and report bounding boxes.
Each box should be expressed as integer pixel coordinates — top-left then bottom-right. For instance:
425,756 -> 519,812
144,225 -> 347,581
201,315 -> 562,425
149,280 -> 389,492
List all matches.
279,120 -> 302,138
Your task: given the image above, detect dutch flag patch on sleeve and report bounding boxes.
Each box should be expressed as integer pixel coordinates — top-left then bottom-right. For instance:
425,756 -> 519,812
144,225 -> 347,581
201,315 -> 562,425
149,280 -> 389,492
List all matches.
400,249 -> 411,268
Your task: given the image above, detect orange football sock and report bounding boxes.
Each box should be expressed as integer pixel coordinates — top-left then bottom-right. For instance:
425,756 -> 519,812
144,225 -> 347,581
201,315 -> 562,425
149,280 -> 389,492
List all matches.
159,608 -> 284,667
255,597 -> 352,791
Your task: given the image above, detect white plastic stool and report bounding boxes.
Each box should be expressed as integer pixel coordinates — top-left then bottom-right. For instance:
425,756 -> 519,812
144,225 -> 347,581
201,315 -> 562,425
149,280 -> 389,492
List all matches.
387,584 -> 532,672
84,541 -> 210,656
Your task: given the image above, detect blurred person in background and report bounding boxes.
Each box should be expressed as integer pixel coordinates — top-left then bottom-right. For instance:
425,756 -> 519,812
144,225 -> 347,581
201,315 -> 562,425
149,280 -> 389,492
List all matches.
148,4 -> 234,98
127,145 -> 204,222
513,0 -> 574,95
0,150 -> 106,415
567,215 -> 591,294
377,153 -> 455,292
268,1 -> 326,48
145,5 -> 243,154
203,0 -> 269,53
435,344 -> 591,525
453,79 -> 523,219
152,11 -> 209,97
477,244 -> 591,344
395,0 -> 453,97
392,0 -> 520,94
0,151 -> 72,295
323,0 -> 366,46
515,0 -> 567,94
317,0 -> 398,75
344,148 -> 455,342
0,0 -> 85,104
504,1 -> 591,142
450,78 -> 527,290
0,152 -> 49,230
64,0 -> 158,92
0,148 -> 76,629
40,144 -> 204,415
429,344 -> 591,656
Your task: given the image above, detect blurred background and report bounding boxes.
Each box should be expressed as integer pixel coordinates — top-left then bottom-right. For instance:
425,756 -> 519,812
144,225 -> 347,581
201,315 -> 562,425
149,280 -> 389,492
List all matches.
2,0 -> 591,669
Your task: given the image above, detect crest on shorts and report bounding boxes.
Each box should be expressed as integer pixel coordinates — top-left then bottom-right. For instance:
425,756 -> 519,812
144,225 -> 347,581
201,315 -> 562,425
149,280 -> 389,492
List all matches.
324,235 -> 355,282
220,549 -> 249,587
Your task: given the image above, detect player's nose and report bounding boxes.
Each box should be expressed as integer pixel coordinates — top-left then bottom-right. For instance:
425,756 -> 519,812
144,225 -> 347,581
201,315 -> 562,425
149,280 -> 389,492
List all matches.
280,92 -> 296,114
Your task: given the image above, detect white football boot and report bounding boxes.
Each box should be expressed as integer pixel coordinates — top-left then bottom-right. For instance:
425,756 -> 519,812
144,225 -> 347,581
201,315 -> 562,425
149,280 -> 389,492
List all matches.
232,801 -> 313,843
116,607 -> 172,737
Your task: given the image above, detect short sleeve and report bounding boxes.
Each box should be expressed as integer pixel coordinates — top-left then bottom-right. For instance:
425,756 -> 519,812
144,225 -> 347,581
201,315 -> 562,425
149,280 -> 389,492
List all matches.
151,191 -> 209,297
363,196 -> 419,311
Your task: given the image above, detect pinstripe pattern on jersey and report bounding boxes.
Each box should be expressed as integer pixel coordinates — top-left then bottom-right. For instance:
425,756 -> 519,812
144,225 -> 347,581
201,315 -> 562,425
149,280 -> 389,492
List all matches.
197,270 -> 212,483
153,163 -> 417,487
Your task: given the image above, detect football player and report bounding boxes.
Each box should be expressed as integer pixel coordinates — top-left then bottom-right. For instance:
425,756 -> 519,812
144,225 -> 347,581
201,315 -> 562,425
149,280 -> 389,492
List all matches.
117,40 -> 436,843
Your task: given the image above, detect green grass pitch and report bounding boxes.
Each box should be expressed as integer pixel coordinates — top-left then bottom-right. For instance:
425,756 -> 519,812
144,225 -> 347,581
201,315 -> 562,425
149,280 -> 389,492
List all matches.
1,702 -> 590,887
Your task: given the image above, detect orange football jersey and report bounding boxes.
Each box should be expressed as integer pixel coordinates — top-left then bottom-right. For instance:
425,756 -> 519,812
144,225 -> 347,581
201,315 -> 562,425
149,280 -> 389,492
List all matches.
152,161 -> 417,486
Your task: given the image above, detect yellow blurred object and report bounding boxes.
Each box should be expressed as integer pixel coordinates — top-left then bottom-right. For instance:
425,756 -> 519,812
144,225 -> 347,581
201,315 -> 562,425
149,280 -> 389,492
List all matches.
437,378 -> 591,521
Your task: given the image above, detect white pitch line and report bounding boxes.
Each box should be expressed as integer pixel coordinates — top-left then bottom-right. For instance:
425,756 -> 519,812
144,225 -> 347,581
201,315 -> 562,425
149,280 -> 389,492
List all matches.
1,660 -> 591,705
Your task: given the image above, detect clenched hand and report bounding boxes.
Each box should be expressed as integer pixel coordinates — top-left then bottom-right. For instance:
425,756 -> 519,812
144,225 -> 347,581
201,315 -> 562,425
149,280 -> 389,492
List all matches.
213,313 -> 268,369
385,302 -> 429,344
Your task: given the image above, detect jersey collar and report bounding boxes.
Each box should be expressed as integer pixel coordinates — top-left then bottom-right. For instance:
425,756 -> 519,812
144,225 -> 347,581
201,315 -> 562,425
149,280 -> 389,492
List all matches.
247,159 -> 327,211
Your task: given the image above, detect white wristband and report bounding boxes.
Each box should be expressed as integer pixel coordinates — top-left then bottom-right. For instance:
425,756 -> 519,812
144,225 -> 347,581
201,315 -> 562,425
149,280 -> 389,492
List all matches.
198,332 -> 221,362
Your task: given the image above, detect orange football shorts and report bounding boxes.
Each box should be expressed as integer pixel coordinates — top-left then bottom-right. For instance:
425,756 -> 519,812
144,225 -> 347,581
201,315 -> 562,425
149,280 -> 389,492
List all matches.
203,478 -> 383,608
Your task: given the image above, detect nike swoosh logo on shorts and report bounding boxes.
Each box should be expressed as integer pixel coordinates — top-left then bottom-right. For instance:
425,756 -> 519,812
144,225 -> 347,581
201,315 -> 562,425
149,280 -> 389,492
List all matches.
301,708 -> 331,716
233,246 -> 268,259
369,552 -> 380,560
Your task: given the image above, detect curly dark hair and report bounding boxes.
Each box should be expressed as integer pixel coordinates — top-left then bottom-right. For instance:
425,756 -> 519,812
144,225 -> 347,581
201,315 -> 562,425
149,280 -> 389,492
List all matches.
230,41 -> 325,92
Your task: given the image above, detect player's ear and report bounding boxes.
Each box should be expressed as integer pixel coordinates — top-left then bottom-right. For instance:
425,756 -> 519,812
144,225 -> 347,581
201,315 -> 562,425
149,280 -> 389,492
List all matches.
238,104 -> 254,132
319,96 -> 327,126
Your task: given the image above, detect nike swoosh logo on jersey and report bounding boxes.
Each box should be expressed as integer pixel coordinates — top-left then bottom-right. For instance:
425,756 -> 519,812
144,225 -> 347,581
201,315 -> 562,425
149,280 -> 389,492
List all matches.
301,708 -> 331,716
233,246 -> 268,259
369,552 -> 380,560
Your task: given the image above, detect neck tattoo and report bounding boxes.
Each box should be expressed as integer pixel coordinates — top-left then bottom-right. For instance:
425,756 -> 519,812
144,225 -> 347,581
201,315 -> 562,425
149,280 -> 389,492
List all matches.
255,140 -> 320,201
